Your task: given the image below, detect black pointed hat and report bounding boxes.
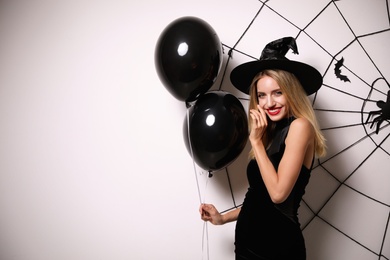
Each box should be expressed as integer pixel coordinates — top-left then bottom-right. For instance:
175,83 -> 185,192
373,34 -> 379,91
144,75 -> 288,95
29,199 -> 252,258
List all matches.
230,37 -> 323,95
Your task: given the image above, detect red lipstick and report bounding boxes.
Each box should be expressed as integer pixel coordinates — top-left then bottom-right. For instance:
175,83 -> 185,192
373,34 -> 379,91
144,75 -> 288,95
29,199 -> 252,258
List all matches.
267,108 -> 281,116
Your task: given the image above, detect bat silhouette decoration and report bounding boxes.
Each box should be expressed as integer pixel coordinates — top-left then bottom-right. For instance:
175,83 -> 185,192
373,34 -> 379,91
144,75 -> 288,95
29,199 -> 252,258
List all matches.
334,57 -> 350,82
365,90 -> 390,134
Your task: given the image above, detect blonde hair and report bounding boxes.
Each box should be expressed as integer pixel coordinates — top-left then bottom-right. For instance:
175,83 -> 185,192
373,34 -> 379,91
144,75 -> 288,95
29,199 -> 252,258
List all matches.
248,69 -> 326,158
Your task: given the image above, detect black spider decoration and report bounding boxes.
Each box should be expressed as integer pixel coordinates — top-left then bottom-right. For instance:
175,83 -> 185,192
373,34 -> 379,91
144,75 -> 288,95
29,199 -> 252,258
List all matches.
365,90 -> 390,134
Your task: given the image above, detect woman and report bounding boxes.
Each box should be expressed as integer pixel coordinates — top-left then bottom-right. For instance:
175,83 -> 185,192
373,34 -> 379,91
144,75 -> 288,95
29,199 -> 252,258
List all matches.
199,37 -> 326,260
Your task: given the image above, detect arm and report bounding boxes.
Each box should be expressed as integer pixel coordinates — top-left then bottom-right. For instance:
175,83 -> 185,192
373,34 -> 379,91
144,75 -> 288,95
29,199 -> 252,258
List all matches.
250,108 -> 313,203
199,204 -> 241,225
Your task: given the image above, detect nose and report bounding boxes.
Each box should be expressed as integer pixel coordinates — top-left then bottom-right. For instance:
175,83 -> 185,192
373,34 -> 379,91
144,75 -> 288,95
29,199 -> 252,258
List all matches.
266,95 -> 275,108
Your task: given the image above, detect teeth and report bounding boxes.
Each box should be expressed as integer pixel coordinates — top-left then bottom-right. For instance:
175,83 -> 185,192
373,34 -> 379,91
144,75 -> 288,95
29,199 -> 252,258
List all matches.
268,108 -> 281,115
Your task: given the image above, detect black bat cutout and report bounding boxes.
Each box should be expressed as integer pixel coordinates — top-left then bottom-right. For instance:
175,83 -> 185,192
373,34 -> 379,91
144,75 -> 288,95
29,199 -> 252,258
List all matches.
334,57 -> 350,82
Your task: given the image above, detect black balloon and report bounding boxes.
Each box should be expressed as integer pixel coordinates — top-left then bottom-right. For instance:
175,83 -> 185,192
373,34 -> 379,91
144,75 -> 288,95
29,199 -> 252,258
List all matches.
183,91 -> 248,172
155,16 -> 222,102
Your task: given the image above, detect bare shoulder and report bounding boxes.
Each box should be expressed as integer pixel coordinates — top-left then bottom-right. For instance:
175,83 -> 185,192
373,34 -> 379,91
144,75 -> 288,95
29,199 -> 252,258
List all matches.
289,117 -> 314,139
291,117 -> 312,129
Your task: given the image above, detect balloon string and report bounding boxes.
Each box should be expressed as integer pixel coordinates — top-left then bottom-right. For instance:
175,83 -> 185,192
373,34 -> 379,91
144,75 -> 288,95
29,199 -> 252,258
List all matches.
186,108 -> 202,203
202,221 -> 210,260
186,108 -> 210,260
200,175 -> 210,260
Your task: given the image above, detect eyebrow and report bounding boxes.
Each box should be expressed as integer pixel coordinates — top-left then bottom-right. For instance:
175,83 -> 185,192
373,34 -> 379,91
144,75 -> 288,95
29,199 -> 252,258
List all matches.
257,88 -> 282,94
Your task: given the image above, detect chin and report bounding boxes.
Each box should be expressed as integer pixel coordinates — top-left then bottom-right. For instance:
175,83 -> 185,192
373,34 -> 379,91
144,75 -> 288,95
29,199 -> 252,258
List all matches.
268,115 -> 284,122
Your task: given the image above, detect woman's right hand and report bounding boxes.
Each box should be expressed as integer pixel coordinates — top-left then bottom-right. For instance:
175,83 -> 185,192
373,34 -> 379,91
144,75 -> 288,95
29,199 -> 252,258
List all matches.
249,104 -> 268,145
199,203 -> 224,225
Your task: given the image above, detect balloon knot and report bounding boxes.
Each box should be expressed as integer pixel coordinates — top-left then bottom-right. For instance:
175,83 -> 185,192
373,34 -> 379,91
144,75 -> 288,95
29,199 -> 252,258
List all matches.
228,48 -> 233,58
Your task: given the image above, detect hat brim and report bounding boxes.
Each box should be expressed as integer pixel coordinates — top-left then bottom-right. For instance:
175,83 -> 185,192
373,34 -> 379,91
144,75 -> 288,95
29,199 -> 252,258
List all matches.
230,59 -> 323,96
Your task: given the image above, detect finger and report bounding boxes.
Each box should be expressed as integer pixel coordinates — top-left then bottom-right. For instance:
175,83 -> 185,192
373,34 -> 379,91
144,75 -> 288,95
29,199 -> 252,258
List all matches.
250,108 -> 261,117
202,204 -> 214,214
257,105 -> 266,117
250,109 -> 260,120
254,111 -> 263,127
249,113 -> 259,128
257,105 -> 267,125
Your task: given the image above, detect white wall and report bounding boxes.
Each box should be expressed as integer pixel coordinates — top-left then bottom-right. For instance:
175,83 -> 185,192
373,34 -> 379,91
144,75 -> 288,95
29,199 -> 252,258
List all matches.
0,1 -> 388,260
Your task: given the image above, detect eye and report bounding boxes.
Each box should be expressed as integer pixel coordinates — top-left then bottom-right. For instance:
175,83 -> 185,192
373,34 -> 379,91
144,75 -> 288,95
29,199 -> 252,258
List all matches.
257,92 -> 265,99
274,90 -> 283,96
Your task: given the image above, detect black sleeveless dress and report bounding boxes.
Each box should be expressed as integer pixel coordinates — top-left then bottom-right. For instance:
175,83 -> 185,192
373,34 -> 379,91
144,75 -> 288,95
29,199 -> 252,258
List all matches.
235,117 -> 311,260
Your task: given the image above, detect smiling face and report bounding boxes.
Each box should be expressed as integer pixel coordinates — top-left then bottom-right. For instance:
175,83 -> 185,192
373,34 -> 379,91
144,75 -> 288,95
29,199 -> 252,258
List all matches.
256,75 -> 289,121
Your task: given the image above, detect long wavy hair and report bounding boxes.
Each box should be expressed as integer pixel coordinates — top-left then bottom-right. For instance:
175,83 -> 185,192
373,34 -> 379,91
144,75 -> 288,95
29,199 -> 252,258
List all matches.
248,69 -> 326,159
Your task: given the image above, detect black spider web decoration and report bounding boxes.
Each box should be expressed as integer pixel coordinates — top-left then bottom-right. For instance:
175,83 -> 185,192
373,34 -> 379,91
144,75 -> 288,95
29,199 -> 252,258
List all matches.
194,0 -> 390,259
